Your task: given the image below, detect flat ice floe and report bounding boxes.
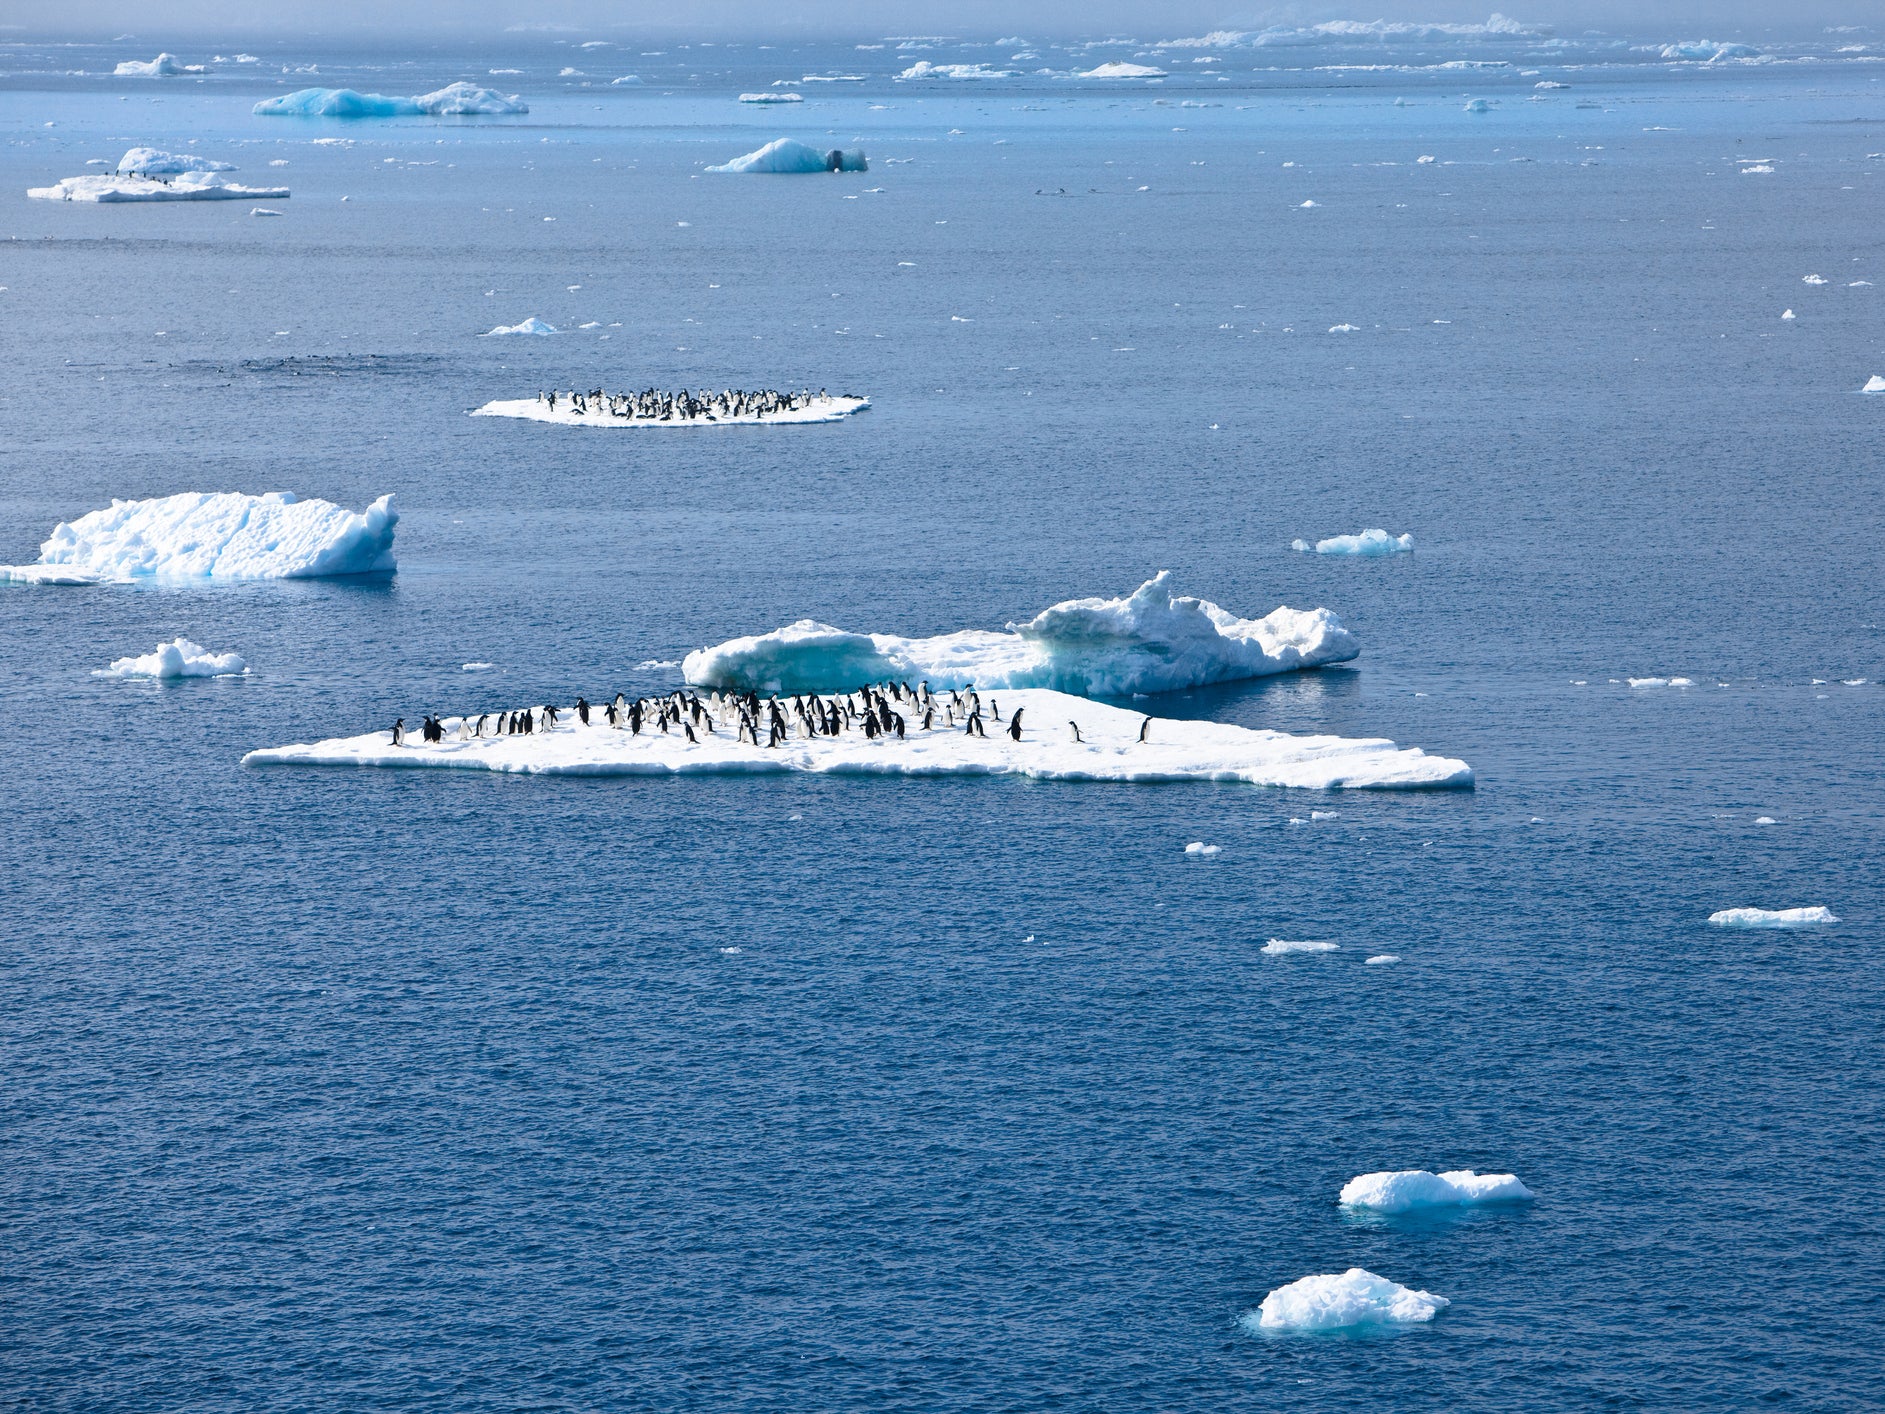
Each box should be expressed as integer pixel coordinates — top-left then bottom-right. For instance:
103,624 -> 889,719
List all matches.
706,138 -> 867,173
479,317 -> 557,337
1339,1169 -> 1534,1213
1708,906 -> 1839,929
30,146 -> 287,202
253,83 -> 527,117
95,637 -> 248,679
1293,529 -> 1414,556
682,572 -> 1360,696
739,92 -> 802,103
244,686 -> 1472,790
474,389 -> 868,427
1245,1269 -> 1449,1332
0,491 -> 397,584
1081,62 -> 1168,78
897,62 -> 1018,80
1261,938 -> 1339,955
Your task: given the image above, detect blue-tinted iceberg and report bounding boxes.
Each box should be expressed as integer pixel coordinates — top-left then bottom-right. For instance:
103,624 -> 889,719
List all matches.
0,491 -> 397,584
681,571 -> 1360,696
480,317 -> 557,337
115,53 -> 203,76
1293,529 -> 1414,556
706,138 -> 866,173
95,638 -> 248,679
116,147 -> 234,174
1339,1169 -> 1534,1213
253,82 -> 527,117
1244,1269 -> 1449,1332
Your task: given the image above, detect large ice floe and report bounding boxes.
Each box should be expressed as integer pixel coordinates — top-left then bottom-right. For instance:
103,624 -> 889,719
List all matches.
0,491 -> 397,584
30,147 -> 286,202
244,685 -> 1471,789
253,83 -> 527,117
706,138 -> 867,173
897,62 -> 1018,80
1244,1269 -> 1450,1333
739,92 -> 803,103
115,53 -> 204,76
474,388 -> 869,427
95,638 -> 248,679
681,572 -> 1361,697
1080,62 -> 1168,78
1708,906 -> 1839,929
1293,529 -> 1415,556
1339,1169 -> 1534,1213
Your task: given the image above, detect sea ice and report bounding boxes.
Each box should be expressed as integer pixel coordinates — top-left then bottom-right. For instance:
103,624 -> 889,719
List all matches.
480,317 -> 557,336
1862,376 -> 1885,393
0,491 -> 397,583
611,75 -> 642,85
253,83 -> 527,117
1183,841 -> 1221,855
475,391 -> 868,426
1261,939 -> 1339,954
244,686 -> 1473,791
1627,677 -> 1694,688
738,92 -> 802,103
1464,97 -> 1490,113
897,62 -> 1017,80
95,638 -> 248,680
1708,906 -> 1839,929
115,53 -> 203,76
1339,1169 -> 1534,1213
29,170 -> 288,202
1741,164 -> 1775,174
1365,954 -> 1401,964
1081,62 -> 1168,78
1245,1269 -> 1448,1332
706,138 -> 867,173
681,571 -> 1362,697
116,147 -> 234,174
1294,529 -> 1414,556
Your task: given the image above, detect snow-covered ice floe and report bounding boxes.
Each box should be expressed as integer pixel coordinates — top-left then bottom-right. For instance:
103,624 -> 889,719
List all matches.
116,147 -> 234,175
474,390 -> 868,427
1293,529 -> 1414,556
95,638 -> 248,679
1863,375 -> 1885,394
1339,1169 -> 1534,1213
1628,676 -> 1694,689
706,138 -> 866,173
1708,906 -> 1839,929
682,572 -> 1361,696
1081,62 -> 1168,78
1244,1269 -> 1449,1333
30,146 -> 287,202
0,491 -> 397,584
244,686 -> 1472,790
1261,938 -> 1340,954
253,82 -> 527,117
115,53 -> 204,76
898,62 -> 1017,80
479,317 -> 557,337
739,92 -> 803,103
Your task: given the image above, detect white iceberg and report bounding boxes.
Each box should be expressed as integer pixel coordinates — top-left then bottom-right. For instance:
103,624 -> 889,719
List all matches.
1862,375 -> 1885,393
1464,97 -> 1490,113
1659,41 -> 1758,62
611,75 -> 643,86
1365,954 -> 1401,965
1293,529 -> 1414,556
1261,938 -> 1339,955
115,53 -> 203,76
1245,1269 -> 1449,1332
1081,62 -> 1168,78
480,317 -> 557,337
1627,677 -> 1694,688
244,685 -> 1472,791
116,147 -> 234,174
1708,906 -> 1838,929
29,172 -> 288,202
739,92 -> 802,103
253,82 -> 527,117
706,138 -> 866,173
1339,1169 -> 1534,1213
897,61 -> 1017,80
95,638 -> 248,680
0,491 -> 397,584
681,572 -> 1361,697
1183,841 -> 1221,856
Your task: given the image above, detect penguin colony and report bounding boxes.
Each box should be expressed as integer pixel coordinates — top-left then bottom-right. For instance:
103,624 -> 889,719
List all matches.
390,681 -> 1150,752
532,387 -> 849,423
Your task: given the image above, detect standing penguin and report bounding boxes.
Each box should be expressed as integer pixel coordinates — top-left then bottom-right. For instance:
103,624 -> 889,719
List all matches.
1138,717 -> 1150,744
1008,708 -> 1024,742
1068,721 -> 1083,744
391,717 -> 406,746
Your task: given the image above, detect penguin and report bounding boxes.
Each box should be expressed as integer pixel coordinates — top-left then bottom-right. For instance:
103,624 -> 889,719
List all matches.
391,717 -> 406,746
475,713 -> 489,738
768,719 -> 785,748
684,720 -> 698,744
1068,721 -> 1082,744
576,697 -> 590,726
1008,708 -> 1024,742
892,712 -> 905,741
1138,717 -> 1150,744
922,707 -> 934,731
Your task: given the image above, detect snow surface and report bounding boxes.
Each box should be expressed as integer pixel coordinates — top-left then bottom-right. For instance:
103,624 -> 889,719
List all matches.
1245,1269 -> 1449,1332
739,92 -> 802,103
479,317 -> 557,337
682,572 -> 1361,697
115,54 -> 202,76
29,172 -> 288,202
0,491 -> 397,584
244,686 -> 1472,791
117,147 -> 234,174
1863,375 -> 1885,394
1708,906 -> 1839,929
1081,62 -> 1168,78
95,638 -> 248,680
706,138 -> 866,173
253,83 -> 527,117
474,393 -> 868,427
1339,1169 -> 1534,1213
1294,529 -> 1415,556
1261,939 -> 1340,954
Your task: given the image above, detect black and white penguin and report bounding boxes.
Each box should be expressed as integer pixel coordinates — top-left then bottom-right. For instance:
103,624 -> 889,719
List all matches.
391,717 -> 406,746
1138,717 -> 1150,744
1008,708 -> 1024,742
576,697 -> 590,726
1068,721 -> 1082,744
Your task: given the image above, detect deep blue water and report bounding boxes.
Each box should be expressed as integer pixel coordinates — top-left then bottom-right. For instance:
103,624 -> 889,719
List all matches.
2,32 -> 1882,1412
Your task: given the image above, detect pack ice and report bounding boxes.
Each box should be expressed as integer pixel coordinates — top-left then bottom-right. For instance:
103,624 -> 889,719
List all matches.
706,138 -> 867,173
1708,906 -> 1838,929
1339,1169 -> 1534,1213
1293,529 -> 1414,556
681,572 -> 1360,697
95,638 -> 248,679
0,492 -> 397,584
1244,1269 -> 1449,1332
244,685 -> 1472,790
253,83 -> 527,117
29,148 -> 286,203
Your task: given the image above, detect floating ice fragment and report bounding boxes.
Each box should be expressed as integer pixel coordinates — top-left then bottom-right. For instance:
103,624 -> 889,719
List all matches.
1297,529 -> 1413,556
1262,938 -> 1339,955
1365,954 -> 1401,964
1298,199 -> 1319,208
1753,816 -> 1776,825
898,62 -> 1017,80
462,662 -> 495,671
1416,154 -> 1436,163
1340,1169 -> 1533,1213
254,83 -> 527,117
1080,62 -> 1168,78
1464,97 -> 1489,113
480,316 -> 557,336
1310,810 -> 1338,820
95,637 -> 248,679
1328,323 -> 1359,333
251,207 -> 282,216
1709,906 -> 1838,928
1628,676 -> 1694,688
738,92 -> 801,103
706,138 -> 866,173
611,75 -> 642,85
1535,80 -> 1569,89
1183,841 -> 1221,856
1246,1269 -> 1448,1332
1862,375 -> 1885,393
1741,164 -> 1774,174
115,53 -> 204,76
1802,274 -> 1827,285
1781,309 -> 1795,320
636,658 -> 680,669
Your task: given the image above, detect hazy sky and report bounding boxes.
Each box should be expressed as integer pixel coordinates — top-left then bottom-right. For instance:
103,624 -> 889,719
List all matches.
16,1 -> 1868,41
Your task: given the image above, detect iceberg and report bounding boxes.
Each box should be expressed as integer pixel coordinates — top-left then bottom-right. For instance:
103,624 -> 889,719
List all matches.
1339,1169 -> 1534,1213
115,53 -> 203,76
116,147 -> 234,174
244,685 -> 1472,790
95,638 -> 248,680
1862,376 -> 1885,394
1244,1269 -> 1449,1333
682,573 -> 1360,697
1261,938 -> 1339,955
29,172 -> 288,203
1293,529 -> 1414,556
479,317 -> 557,337
1365,954 -> 1401,964
898,62 -> 1017,80
1659,41 -> 1758,62
0,491 -> 397,584
1080,62 -> 1168,78
706,138 -> 867,173
739,92 -> 802,103
1708,906 -> 1839,929
253,82 -> 527,117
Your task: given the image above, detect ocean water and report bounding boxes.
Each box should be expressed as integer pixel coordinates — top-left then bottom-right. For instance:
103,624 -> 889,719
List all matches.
2,30 -> 1882,1412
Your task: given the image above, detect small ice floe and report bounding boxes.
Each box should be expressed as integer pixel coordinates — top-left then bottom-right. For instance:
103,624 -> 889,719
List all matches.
115,53 -> 204,76
480,317 -> 557,336
30,146 -> 288,203
251,207 -> 282,216
636,658 -> 680,669
1293,529 -> 1413,556
739,92 -> 802,103
1782,309 -> 1796,320
1708,906 -> 1838,929
1862,375 -> 1885,393
462,662 -> 495,671
95,637 -> 248,679
1535,80 -> 1570,89
1262,938 -> 1338,955
897,62 -> 1017,80
706,137 -> 866,173
612,75 -> 643,86
1365,954 -> 1401,965
1328,323 -> 1359,333
1464,97 -> 1490,113
1802,274 -> 1828,285
254,82 -> 527,117
1416,154 -> 1437,164
1298,199 -> 1319,208
1311,810 -> 1338,821
720,946 -> 742,954
1183,841 -> 1221,856
1339,1169 -> 1534,1213
1080,62 -> 1167,78
1244,1269 -> 1448,1333
1845,679 -> 1869,686
1741,164 -> 1775,174
1753,816 -> 1776,825
1627,676 -> 1694,688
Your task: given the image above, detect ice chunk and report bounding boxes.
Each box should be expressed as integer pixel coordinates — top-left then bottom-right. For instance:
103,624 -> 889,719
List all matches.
474,392 -> 868,426
95,637 -> 248,680
611,75 -> 642,86
1741,164 -> 1774,174
462,662 -> 495,671
1339,1169 -> 1534,1213
1365,954 -> 1401,964
1753,816 -> 1776,825
706,138 -> 866,173
244,685 -> 1473,791
1245,1269 -> 1448,1332
1328,323 -> 1359,333
115,53 -> 203,76
1781,310 -> 1795,320
1708,906 -> 1838,929
681,572 -> 1362,697
1659,41 -> 1758,61
1464,97 -> 1490,113
1,491 -> 397,583
253,82 -> 527,117
738,92 -> 802,103
1802,274 -> 1827,285
29,172 -> 288,202
897,62 -> 1017,80
1627,676 -> 1694,688
1535,80 -> 1570,89
1261,938 -> 1339,954
1183,841 -> 1221,855
1862,375 -> 1885,393
116,147 -> 234,174
1080,62 -> 1168,78
480,317 -> 557,336
1295,529 -> 1414,556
